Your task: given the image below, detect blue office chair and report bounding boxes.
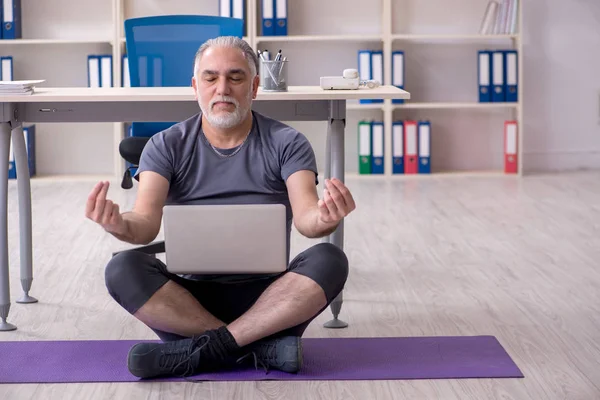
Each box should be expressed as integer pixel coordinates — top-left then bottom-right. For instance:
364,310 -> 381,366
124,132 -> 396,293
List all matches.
119,15 -> 244,189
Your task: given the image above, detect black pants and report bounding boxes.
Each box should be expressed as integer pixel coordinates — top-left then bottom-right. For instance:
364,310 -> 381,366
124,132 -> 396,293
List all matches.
105,242 -> 349,342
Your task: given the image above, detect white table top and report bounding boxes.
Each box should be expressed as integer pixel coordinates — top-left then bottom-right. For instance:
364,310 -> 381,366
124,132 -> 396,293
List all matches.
1,85 -> 410,103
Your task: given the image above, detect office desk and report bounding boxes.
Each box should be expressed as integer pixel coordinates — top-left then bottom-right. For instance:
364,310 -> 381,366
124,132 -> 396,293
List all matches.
0,85 -> 410,331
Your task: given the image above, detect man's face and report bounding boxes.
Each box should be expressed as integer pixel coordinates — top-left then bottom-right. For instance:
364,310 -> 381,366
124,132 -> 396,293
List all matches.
192,46 -> 259,130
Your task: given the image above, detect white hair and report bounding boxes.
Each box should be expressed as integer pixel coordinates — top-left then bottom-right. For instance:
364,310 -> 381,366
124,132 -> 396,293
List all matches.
194,36 -> 259,78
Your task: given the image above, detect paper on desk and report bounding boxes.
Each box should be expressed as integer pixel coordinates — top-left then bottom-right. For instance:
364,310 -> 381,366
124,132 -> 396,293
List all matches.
0,80 -> 45,95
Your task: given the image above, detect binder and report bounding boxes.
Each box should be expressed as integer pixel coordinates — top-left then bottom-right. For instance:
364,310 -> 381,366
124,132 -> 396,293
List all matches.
505,50 -> 518,102
358,50 -> 372,104
220,0 -> 245,29
358,120 -> 372,174
478,50 -> 491,102
8,124 -> 35,180
100,55 -> 113,88
1,56 -> 13,80
370,50 -> 383,103
261,0 -> 275,36
87,55 -> 100,88
371,121 -> 384,174
492,50 -> 505,102
418,121 -> 431,174
8,128 -> 14,179
392,121 -> 404,174
219,0 -> 231,19
404,120 -> 418,174
122,55 -> 130,87
504,120 -> 518,174
275,0 -> 287,35
2,0 -> 21,39
392,51 -> 405,104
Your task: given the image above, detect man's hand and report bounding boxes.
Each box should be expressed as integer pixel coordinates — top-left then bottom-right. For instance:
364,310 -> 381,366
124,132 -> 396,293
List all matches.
85,181 -> 128,237
317,178 -> 356,224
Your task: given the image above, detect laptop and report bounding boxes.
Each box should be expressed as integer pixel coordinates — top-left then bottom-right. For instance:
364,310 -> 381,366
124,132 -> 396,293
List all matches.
163,203 -> 287,275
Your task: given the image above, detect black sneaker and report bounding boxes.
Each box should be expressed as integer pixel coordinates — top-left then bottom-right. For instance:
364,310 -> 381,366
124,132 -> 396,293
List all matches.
127,334 -> 216,379
239,336 -> 303,373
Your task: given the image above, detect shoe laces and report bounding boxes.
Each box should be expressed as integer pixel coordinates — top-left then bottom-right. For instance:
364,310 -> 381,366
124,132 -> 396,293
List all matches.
160,334 -> 211,378
236,351 -> 271,374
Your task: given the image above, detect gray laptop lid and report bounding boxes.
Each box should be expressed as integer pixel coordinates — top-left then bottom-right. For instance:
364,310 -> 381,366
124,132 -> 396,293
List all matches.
163,204 -> 287,275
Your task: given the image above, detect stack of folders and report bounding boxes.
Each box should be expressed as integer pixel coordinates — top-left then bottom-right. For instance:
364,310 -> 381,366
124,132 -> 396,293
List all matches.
260,0 -> 287,36
357,50 -> 406,104
219,0 -> 247,34
479,0 -> 518,34
1,0 -> 22,39
357,120 -> 431,175
87,55 -> 114,88
8,124 -> 36,180
391,120 -> 431,174
0,56 -> 13,80
478,49 -> 518,103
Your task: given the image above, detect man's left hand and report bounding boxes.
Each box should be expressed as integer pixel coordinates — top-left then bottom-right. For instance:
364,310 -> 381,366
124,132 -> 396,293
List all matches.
317,178 -> 356,224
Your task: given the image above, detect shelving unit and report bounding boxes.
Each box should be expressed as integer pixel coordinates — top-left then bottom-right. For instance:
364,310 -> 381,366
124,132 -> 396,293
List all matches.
2,0 -> 522,178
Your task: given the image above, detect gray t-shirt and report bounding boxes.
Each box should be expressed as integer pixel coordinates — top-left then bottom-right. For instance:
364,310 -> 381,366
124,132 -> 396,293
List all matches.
135,110 -> 319,281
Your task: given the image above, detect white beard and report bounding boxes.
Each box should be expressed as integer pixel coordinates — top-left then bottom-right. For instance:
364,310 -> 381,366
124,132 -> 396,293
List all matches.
200,93 -> 252,129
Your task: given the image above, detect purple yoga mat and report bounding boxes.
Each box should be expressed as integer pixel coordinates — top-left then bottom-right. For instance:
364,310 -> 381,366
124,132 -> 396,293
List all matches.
0,336 -> 523,383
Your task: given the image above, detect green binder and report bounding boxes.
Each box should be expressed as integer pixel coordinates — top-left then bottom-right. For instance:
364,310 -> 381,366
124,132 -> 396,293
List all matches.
358,120 -> 372,174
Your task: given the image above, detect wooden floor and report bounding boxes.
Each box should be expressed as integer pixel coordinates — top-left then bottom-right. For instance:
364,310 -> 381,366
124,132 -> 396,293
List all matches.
1,171 -> 600,399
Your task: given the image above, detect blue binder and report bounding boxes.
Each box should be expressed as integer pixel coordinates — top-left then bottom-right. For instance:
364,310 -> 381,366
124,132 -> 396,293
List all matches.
1,56 -> 13,80
392,51 -> 405,104
505,50 -> 518,102
371,121 -> 384,174
418,121 -> 431,174
370,50 -> 383,104
2,0 -> 21,39
491,50 -> 506,102
275,0 -> 287,35
358,50 -> 372,104
261,0 -> 275,35
220,0 -> 246,33
8,124 -> 35,180
87,55 -> 101,87
392,121 -> 404,174
478,50 -> 491,102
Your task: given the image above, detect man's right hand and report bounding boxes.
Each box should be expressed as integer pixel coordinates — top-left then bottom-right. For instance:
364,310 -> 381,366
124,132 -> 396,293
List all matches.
85,181 -> 128,237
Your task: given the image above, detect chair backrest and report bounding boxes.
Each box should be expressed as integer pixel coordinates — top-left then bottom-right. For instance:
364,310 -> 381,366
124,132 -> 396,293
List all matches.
124,15 -> 244,88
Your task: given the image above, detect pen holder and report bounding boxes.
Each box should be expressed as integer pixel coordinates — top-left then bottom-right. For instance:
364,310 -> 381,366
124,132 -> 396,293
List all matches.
260,60 -> 288,92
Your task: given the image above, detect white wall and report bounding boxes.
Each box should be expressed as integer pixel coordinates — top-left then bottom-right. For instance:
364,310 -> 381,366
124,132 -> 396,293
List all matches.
522,0 -> 600,173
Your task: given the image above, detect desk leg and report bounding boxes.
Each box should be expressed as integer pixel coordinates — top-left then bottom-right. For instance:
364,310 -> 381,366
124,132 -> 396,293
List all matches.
323,100 -> 348,329
0,122 -> 16,331
12,124 -> 36,304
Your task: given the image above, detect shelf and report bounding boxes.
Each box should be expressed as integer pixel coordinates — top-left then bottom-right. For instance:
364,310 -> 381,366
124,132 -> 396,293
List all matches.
393,102 -> 519,110
346,170 -> 513,179
391,34 -> 519,41
0,38 -> 114,45
119,36 -> 250,44
256,34 -> 383,43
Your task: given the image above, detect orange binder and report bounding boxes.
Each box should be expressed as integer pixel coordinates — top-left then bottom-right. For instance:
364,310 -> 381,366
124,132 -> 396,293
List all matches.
404,120 -> 418,174
504,121 -> 518,174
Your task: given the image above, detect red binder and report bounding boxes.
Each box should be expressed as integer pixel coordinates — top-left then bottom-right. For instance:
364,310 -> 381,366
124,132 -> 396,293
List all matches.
504,121 -> 518,174
404,120 -> 418,174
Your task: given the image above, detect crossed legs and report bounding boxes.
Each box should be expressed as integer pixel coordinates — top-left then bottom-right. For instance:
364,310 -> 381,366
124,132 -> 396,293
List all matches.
105,242 -> 349,347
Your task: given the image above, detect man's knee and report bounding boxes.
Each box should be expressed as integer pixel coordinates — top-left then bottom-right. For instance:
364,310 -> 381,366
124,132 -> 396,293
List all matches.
105,250 -> 166,313
313,242 -> 349,282
292,242 -> 349,303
